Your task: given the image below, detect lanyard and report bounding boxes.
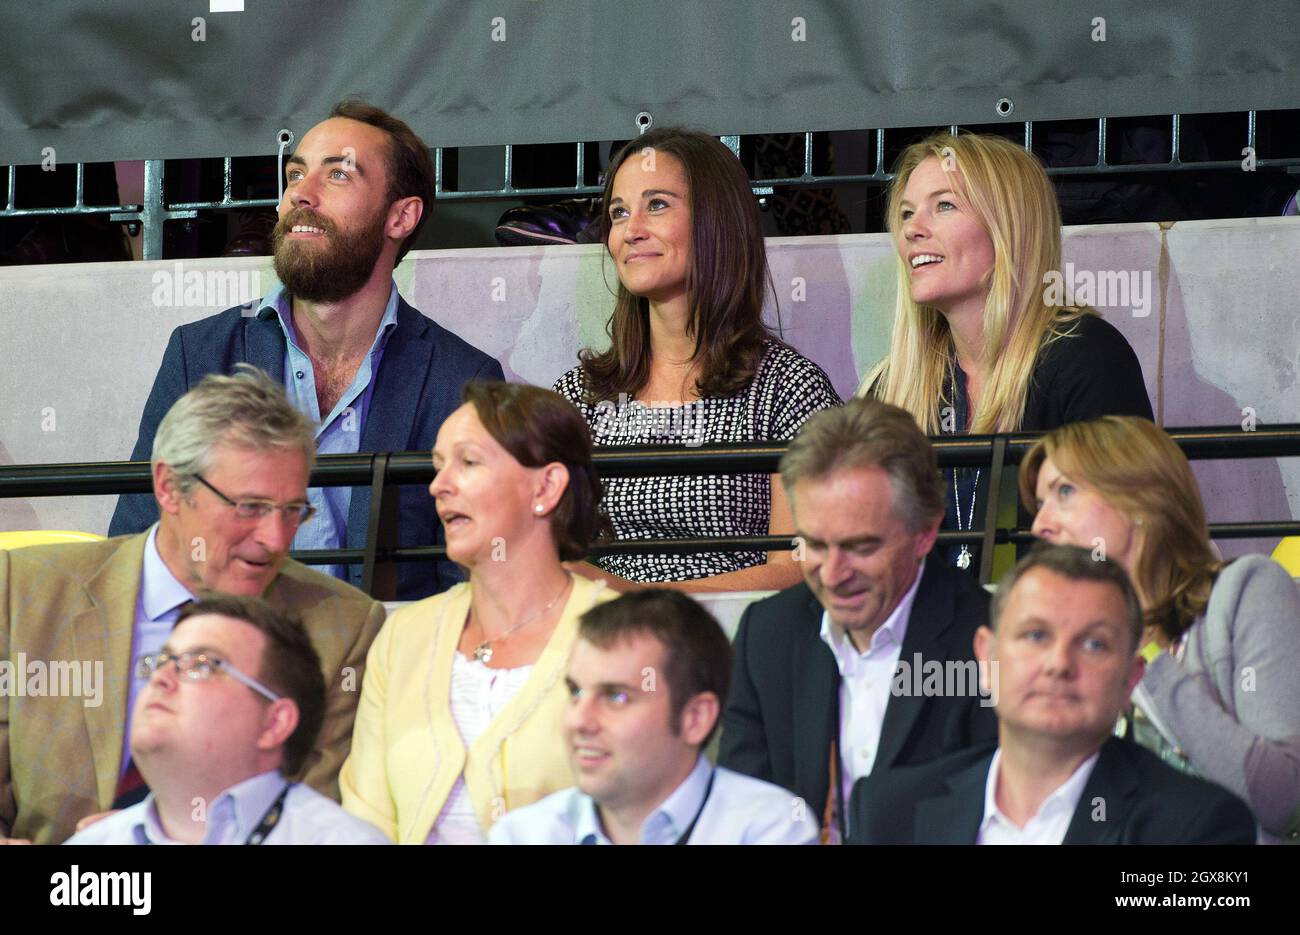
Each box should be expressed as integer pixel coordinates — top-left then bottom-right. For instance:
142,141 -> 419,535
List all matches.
245,783 -> 293,845
672,770 -> 716,846
143,782 -> 293,845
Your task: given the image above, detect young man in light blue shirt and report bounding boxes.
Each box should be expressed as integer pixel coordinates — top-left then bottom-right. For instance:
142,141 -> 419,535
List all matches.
67,595 -> 387,845
490,591 -> 817,845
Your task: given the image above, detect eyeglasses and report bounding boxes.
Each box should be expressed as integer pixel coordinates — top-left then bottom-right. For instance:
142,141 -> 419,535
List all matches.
192,474 -> 315,526
136,650 -> 282,702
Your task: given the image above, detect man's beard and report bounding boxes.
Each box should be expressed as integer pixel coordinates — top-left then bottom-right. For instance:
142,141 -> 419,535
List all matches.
272,206 -> 387,303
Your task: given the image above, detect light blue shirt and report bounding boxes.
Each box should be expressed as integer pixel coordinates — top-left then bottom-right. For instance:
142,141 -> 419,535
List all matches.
489,755 -> 819,845
65,770 -> 390,845
122,525 -> 197,777
258,281 -> 400,582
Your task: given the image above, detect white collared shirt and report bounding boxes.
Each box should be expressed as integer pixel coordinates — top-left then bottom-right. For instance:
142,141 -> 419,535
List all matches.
976,748 -> 1100,845
818,561 -> 924,836
488,755 -> 817,845
65,770 -> 390,845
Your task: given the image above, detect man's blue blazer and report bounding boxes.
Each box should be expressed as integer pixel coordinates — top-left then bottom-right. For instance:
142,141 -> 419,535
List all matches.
108,297 -> 504,600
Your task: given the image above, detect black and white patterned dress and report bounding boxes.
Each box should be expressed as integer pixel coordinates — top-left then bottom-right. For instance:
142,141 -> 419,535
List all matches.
553,341 -> 842,582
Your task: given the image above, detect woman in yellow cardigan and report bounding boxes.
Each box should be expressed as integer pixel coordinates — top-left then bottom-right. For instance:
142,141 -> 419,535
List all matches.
340,381 -> 615,843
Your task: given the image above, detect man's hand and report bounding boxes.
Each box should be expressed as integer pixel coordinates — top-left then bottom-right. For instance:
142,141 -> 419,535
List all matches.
0,837 -> 32,844
74,810 -> 121,832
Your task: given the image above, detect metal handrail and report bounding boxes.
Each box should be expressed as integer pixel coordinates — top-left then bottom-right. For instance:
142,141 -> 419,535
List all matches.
6,111 -> 1298,260
1,424 -> 1297,595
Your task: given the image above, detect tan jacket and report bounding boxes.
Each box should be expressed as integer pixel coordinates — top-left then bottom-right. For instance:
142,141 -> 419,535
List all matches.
0,533 -> 385,843
340,574 -> 613,843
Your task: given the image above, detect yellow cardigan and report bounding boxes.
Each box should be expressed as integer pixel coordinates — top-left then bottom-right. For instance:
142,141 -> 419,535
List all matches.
340,574 -> 613,843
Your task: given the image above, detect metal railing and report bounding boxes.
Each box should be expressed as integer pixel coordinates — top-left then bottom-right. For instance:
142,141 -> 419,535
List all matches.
5,111 -> 1297,261
1,424 -> 1296,598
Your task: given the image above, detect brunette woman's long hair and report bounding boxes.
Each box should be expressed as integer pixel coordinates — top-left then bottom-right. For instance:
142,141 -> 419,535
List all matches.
579,128 -> 779,403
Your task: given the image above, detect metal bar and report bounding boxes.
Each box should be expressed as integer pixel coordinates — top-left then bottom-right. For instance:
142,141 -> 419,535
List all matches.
8,119 -> 1300,232
575,141 -> 585,188
74,163 -> 85,208
360,453 -> 400,600
720,135 -> 741,158
140,159 -> 167,261
503,143 -> 514,190
290,513 -> 1300,567
5,425 -> 1299,498
978,436 -> 1006,585
168,196 -> 278,211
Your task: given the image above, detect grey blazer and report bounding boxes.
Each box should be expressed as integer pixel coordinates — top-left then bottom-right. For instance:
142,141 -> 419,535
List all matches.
1137,554 -> 1300,842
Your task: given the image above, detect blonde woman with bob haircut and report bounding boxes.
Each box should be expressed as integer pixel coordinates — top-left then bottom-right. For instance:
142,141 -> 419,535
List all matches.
859,132 -> 1151,569
1022,415 -> 1300,842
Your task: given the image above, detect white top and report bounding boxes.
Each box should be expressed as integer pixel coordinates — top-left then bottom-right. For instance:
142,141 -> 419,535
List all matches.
425,651 -> 534,845
489,755 -> 818,845
976,748 -> 1100,845
817,561 -> 923,841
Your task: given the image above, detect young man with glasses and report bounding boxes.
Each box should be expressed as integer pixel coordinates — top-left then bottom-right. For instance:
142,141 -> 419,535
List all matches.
67,596 -> 388,844
0,367 -> 384,843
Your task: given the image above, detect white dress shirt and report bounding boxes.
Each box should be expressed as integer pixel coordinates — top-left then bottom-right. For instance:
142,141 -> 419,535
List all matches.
488,755 -> 818,845
976,748 -> 1100,845
65,770 -> 390,845
818,561 -> 923,839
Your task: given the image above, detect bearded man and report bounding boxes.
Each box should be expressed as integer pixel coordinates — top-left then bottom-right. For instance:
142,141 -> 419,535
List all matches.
111,101 -> 503,600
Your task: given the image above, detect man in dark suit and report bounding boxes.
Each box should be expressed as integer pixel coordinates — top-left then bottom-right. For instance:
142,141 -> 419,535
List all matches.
110,100 -> 503,600
719,398 -> 997,842
847,544 -> 1256,844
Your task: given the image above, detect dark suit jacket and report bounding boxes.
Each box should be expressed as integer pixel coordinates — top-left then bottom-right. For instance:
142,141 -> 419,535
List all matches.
718,552 -> 998,835
847,736 -> 1257,844
108,298 -> 504,600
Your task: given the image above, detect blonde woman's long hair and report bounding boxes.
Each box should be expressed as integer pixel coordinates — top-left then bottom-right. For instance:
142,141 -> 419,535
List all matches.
860,131 -> 1088,434
1019,416 -> 1222,642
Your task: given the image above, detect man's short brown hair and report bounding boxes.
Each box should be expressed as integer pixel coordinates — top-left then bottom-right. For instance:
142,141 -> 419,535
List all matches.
578,590 -> 732,747
779,396 -> 945,532
328,99 -> 435,263
177,594 -> 326,776
990,543 -> 1144,652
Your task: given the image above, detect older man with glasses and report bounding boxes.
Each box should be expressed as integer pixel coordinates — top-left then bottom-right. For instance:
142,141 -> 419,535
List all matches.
0,366 -> 384,844
67,596 -> 388,845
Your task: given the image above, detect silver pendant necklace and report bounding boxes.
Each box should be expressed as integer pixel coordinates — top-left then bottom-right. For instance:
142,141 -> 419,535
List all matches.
471,578 -> 571,664
953,468 -> 980,570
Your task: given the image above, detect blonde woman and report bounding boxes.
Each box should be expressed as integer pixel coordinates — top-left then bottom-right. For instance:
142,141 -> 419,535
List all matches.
340,382 -> 616,843
859,132 -> 1151,568
1022,416 -> 1300,842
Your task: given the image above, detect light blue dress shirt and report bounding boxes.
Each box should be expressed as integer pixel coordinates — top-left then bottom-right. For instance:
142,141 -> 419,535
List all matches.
65,770 -> 390,845
259,281 -> 400,582
489,755 -> 819,845
122,525 -> 197,777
